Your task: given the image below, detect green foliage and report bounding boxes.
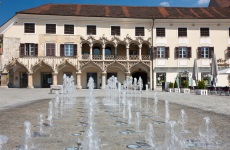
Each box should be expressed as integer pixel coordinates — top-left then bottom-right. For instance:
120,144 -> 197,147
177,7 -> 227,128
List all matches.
174,80 -> 178,88
197,80 -> 205,89
169,82 -> 174,88
181,80 -> 189,88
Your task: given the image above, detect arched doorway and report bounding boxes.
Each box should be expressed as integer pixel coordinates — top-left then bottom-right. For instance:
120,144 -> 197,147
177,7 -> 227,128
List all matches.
132,71 -> 148,90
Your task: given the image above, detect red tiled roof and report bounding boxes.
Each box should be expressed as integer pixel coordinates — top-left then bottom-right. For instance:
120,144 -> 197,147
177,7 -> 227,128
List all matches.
209,0 -> 230,7
17,4 -> 230,19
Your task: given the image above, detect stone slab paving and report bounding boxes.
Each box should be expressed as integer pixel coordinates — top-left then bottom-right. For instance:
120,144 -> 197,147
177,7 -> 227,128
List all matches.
0,88 -> 230,150
0,88 -> 229,115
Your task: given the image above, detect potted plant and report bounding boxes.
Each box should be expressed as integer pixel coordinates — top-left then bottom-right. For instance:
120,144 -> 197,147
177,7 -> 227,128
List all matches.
168,82 -> 174,92
180,80 -> 190,93
195,80 -> 207,95
173,80 -> 180,92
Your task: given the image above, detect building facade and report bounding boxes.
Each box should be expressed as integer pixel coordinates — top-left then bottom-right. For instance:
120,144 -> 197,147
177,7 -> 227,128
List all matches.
0,3 -> 230,89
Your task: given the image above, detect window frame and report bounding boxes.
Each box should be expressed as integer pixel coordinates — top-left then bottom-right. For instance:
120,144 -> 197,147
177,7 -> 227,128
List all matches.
64,24 -> 74,34
200,27 -> 210,37
156,27 -> 165,37
178,27 -> 187,37
87,25 -> 96,35
45,43 -> 56,56
157,47 -> 166,58
46,24 -> 56,34
229,27 -> 230,37
64,44 -> 74,56
111,26 -> 121,36
24,23 -> 35,34
135,27 -> 145,36
179,47 -> 188,58
201,47 -> 209,58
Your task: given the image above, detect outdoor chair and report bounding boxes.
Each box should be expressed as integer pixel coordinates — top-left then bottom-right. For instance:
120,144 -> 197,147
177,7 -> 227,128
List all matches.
207,86 -> 217,95
220,86 -> 230,96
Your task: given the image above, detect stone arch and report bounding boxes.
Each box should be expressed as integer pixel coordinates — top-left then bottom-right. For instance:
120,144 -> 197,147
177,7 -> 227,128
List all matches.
130,61 -> 150,73
32,59 -> 54,73
4,59 -> 29,73
57,59 -> 77,72
81,61 -> 103,72
106,61 -> 127,72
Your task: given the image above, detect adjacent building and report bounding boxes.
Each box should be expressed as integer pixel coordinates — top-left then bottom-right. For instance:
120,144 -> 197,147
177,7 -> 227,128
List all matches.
0,1 -> 230,89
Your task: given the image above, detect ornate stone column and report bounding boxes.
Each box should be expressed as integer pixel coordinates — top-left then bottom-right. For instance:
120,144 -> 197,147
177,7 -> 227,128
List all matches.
101,71 -> 107,89
89,44 -> 93,60
76,71 -> 82,89
126,44 -> 129,60
27,73 -> 34,89
0,72 -> 8,88
102,44 -> 105,60
79,44 -> 82,59
52,72 -> 58,86
139,44 -> 142,60
114,44 -> 117,59
125,71 -> 131,80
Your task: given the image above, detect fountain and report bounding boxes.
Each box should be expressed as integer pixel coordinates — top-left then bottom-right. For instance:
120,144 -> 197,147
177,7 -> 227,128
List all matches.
198,117 -> 218,147
178,109 -> 189,133
0,135 -> 8,150
145,123 -> 155,148
19,121 -> 35,150
135,112 -> 141,132
47,100 -> 53,126
138,77 -> 143,109
153,93 -> 158,116
165,100 -> 170,123
145,84 -> 149,112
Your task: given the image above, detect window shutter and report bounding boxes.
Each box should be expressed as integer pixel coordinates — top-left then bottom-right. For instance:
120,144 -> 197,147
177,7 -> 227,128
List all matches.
154,47 -> 157,59
73,44 -> 77,56
209,47 -> 214,58
20,43 -> 25,57
60,44 -> 64,56
197,47 -> 201,59
165,47 -> 170,58
175,47 -> 179,59
228,47 -> 230,58
34,44 -> 38,56
187,47 -> 191,58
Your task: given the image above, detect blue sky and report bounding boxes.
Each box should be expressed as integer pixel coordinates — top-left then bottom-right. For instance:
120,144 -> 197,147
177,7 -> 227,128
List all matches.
0,0 -> 210,26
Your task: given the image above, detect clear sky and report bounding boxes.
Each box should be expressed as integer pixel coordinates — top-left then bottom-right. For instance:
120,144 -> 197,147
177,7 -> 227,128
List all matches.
0,0 -> 210,26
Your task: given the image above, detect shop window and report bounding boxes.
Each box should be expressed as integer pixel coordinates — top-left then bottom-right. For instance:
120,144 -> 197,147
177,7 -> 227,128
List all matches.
156,73 -> 166,86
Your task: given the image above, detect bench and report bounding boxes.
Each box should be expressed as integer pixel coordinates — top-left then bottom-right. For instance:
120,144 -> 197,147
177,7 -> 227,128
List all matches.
50,85 -> 63,94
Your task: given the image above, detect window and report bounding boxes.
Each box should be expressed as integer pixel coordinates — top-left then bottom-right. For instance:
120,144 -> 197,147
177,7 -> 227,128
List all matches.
24,23 -> 35,33
156,28 -> 165,37
130,50 -> 138,55
111,26 -> 120,36
178,28 -> 187,37
135,27 -> 145,36
157,47 -> 165,58
46,24 -> 56,34
64,44 -> 74,56
93,47 -> 100,55
20,43 -> 38,57
156,73 -> 166,86
87,25 -> 96,35
200,28 -> 209,37
201,47 -> 209,58
46,43 -> 55,56
175,47 -> 191,58
60,44 -> 77,57
198,47 -> 214,58
64,25 -> 74,34
179,47 -> 187,58
229,27 -> 230,37
105,47 -> 111,55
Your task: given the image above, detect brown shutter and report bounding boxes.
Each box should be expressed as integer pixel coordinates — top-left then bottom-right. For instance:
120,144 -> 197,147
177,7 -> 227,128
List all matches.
165,47 -> 169,58
60,44 -> 64,56
228,47 -> 230,58
187,47 -> 191,58
34,44 -> 38,56
197,47 -> 201,59
73,44 -> 77,56
20,43 -> 25,57
51,44 -> 55,56
175,47 -> 179,59
154,47 -> 157,59
209,47 -> 214,58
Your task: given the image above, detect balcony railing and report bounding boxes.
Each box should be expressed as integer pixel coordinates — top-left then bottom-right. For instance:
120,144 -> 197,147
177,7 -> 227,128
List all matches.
105,55 -> 115,60
93,55 -> 102,60
142,55 -> 150,60
129,55 -> 139,60
82,54 -> 89,59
